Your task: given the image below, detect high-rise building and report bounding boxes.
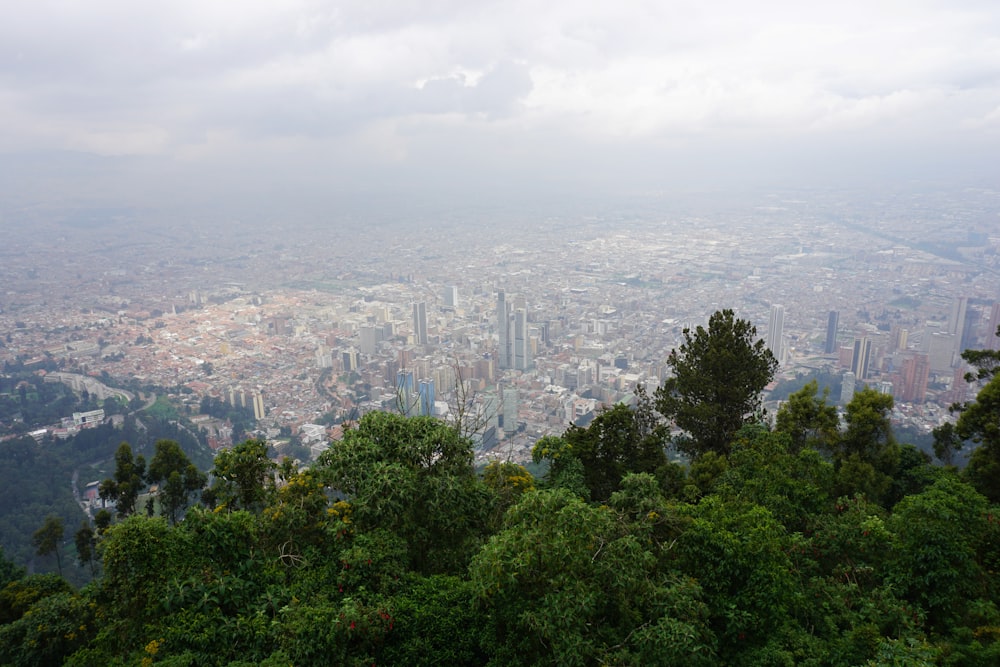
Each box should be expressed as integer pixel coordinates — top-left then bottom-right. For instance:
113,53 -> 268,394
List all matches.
412,302 -> 428,345
514,308 -> 531,370
949,297 -> 968,337
418,378 -> 435,417
824,310 -> 839,354
342,348 -> 359,372
899,353 -> 929,403
315,345 -> 333,369
359,326 -> 379,355
766,304 -> 784,363
443,285 -> 459,309
960,302 -> 980,354
841,372 -> 856,405
497,289 -> 511,369
396,370 -> 415,416
988,302 -> 1000,350
502,386 -> 518,435
890,326 -> 908,353
851,337 -> 872,380
252,391 -> 266,421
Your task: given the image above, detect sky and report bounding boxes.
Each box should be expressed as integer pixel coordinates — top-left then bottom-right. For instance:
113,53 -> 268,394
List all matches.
1,0 -> 999,216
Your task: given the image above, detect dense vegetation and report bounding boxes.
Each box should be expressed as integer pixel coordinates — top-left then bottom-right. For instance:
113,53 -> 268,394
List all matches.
0,377 -> 214,586
2,312 -> 999,666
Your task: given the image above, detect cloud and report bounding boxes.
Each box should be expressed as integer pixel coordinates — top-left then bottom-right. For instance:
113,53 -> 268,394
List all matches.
0,0 -> 998,200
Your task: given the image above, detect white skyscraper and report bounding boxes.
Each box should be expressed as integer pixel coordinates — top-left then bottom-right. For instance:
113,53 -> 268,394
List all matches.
766,304 -> 785,363
514,308 -> 531,371
443,285 -> 459,309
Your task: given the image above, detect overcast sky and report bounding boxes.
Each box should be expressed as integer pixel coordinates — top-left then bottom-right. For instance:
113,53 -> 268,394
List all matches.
1,0 -> 998,214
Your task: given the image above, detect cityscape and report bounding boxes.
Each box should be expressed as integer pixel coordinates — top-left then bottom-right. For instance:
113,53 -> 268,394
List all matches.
3,185 -> 998,464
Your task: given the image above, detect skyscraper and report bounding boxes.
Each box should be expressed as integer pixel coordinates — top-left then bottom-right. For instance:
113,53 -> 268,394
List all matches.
899,353 -> 929,403
497,289 -> 511,369
766,304 -> 784,363
396,369 -> 415,416
824,311 -> 839,354
418,378 -> 435,417
412,302 -> 428,345
988,302 -> 1000,350
252,391 -> 266,421
852,337 -> 872,381
443,285 -> 459,309
514,307 -> 531,371
949,297 -> 968,336
502,386 -> 518,435
359,325 -> 379,355
841,372 -> 856,404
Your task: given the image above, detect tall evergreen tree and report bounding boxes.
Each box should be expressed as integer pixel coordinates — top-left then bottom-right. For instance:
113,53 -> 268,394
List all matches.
655,309 -> 777,458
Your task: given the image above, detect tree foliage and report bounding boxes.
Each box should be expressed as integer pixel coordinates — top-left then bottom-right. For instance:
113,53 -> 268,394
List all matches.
655,309 -> 777,458
146,439 -> 206,523
99,441 -> 146,518
5,343 -> 1000,665
537,390 -> 667,501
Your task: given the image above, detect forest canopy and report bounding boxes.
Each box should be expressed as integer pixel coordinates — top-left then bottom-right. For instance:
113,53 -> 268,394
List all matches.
2,313 -> 1000,666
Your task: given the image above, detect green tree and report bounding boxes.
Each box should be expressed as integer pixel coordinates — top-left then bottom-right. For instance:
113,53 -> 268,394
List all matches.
205,439 -> 276,512
0,590 -> 95,667
317,412 -> 491,575
531,434 -> 589,499
73,520 -> 97,577
672,496 -> 799,664
955,375 -> 1000,503
470,488 -> 716,666
0,546 -> 25,589
774,379 -> 839,453
557,390 -> 668,502
32,515 -> 64,578
146,439 -> 206,523
98,442 -> 146,518
481,459 -> 535,530
832,387 -> 900,503
98,515 -> 195,656
715,426 -> 833,532
888,476 -> 990,631
655,309 -> 777,458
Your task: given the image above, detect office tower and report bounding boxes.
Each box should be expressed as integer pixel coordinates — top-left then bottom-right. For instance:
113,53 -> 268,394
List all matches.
960,303 -> 980,354
497,289 -> 511,369
988,302 -> 1000,350
418,378 -> 435,417
396,370 -> 415,416
766,304 -> 784,363
359,325 -> 379,355
342,348 -> 359,372
384,359 -> 400,385
927,332 -> 957,372
252,391 -> 265,421
482,392 -> 499,432
890,326 -> 909,353
841,372 -> 856,405
503,386 -> 518,435
412,302 -> 428,345
899,353 -> 929,403
825,310 -> 839,354
315,345 -> 333,369
851,337 -> 872,380
514,307 -> 531,370
949,297 -> 968,336
443,285 -> 459,309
